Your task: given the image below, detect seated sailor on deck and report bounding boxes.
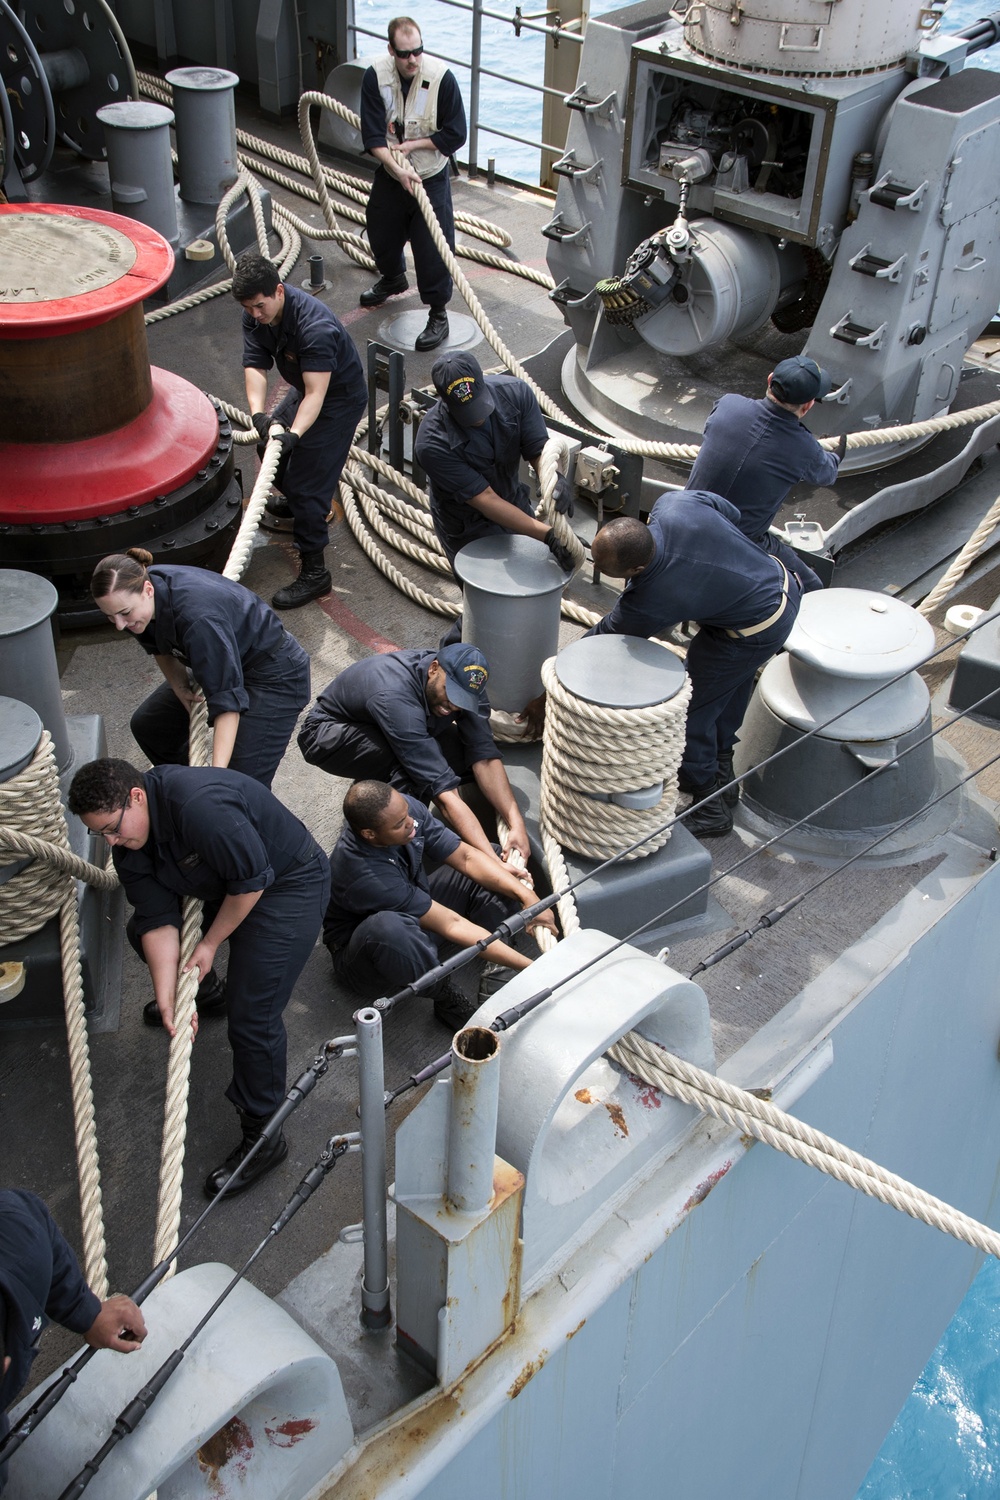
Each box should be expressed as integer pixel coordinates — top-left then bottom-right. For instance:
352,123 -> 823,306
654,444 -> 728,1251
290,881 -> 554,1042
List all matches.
0,1189 -> 146,1485
322,781 -> 554,1032
298,642 -> 531,865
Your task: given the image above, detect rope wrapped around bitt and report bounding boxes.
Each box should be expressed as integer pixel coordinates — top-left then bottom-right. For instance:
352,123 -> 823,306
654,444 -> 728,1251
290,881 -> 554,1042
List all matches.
538,655 -> 691,863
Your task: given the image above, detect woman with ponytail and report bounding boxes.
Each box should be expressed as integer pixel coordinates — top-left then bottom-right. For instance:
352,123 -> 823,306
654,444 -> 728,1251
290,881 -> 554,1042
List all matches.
91,550 -> 310,789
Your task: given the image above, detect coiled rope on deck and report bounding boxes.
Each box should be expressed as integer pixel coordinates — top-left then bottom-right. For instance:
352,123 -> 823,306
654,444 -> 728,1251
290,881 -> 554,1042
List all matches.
0,734 -> 116,1295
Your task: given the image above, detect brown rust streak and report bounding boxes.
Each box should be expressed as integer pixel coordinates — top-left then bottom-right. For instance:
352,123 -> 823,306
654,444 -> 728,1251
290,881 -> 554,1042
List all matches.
566,1319 -> 586,1341
605,1101 -> 629,1138
507,1351 -> 548,1400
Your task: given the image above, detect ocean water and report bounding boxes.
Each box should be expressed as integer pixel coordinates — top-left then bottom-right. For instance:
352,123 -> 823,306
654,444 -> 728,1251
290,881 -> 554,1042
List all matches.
355,0 -> 1000,1491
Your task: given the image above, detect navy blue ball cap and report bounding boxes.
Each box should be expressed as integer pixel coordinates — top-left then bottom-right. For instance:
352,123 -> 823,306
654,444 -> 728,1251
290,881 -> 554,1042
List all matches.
770,355 -> 831,405
439,643 -> 490,711
432,352 -> 496,427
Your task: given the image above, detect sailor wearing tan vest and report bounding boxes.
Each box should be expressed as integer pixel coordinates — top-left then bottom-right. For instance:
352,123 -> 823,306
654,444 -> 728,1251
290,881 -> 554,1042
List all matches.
359,16 -> 467,352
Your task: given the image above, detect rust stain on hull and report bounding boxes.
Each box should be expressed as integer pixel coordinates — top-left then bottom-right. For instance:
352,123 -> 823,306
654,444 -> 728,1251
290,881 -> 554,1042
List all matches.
266,1416 -> 317,1447
507,1351 -> 548,1400
605,1101 -> 629,1137
197,1414 -> 254,1491
682,1161 -> 732,1214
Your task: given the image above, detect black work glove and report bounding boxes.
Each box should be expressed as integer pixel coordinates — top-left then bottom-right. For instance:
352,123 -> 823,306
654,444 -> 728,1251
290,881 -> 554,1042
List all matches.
545,528 -> 575,574
272,429 -> 299,489
834,432 -> 848,462
553,473 -> 575,517
251,411 -> 270,442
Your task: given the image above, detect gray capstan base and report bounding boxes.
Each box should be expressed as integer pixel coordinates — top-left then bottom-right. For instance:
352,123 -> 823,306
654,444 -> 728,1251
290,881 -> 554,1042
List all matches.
500,744 -> 713,951
948,595 -> 1000,721
0,714 -> 124,1030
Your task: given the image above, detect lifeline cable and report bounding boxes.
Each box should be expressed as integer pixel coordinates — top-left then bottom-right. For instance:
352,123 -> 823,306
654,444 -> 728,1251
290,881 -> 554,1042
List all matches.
55,1132 -> 353,1500
384,687 -> 1000,1099
385,737 -> 1000,1263
0,1035 -> 352,1464
687,751 -> 1000,976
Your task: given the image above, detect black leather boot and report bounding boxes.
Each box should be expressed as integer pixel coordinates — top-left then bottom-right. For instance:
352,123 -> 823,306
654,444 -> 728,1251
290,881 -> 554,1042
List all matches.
716,749 -> 741,808
203,1109 -> 289,1199
272,550 -> 332,609
415,307 -> 449,351
431,976 -> 479,1032
143,969 -> 227,1028
681,779 -> 734,838
360,273 -> 409,307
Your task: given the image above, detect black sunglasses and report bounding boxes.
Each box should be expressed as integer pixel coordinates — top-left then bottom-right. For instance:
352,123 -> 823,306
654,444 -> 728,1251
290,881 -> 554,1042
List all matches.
392,44 -> 424,58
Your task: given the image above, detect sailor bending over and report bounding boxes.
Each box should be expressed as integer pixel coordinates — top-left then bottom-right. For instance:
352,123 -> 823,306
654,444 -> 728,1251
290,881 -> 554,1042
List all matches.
688,354 -> 846,592
69,760 -> 329,1198
0,1189 -> 146,1489
91,548 -> 309,790
298,643 -> 531,865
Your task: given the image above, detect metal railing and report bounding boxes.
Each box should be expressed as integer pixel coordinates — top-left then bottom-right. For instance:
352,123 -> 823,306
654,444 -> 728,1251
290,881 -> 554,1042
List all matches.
349,0 -> 586,180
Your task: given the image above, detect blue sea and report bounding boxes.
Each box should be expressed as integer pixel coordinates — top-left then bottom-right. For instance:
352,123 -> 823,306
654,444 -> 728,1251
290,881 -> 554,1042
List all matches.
356,0 -> 1000,1490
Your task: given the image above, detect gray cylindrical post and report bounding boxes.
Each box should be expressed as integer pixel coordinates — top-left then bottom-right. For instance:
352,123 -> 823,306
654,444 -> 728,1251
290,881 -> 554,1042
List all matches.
356,1007 -> 391,1330
165,67 -> 240,205
454,536 -> 566,712
96,101 -> 179,249
0,572 -> 72,772
309,254 -> 325,288
0,699 -> 43,888
469,0 -> 483,175
446,1027 -> 501,1215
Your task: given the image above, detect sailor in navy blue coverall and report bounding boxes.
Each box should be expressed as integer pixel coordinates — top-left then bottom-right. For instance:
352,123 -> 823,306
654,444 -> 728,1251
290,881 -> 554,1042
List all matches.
233,253 -> 367,610
688,356 -> 845,592
414,358 -> 566,568
298,645 -> 532,863
69,760 -> 330,1197
322,782 -> 548,1028
0,1190 -> 146,1485
91,552 -> 309,790
587,491 -> 802,836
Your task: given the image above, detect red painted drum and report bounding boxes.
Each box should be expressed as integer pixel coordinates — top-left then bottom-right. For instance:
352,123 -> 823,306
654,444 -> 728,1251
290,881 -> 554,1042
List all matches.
0,369 -> 222,523
0,203 -> 239,617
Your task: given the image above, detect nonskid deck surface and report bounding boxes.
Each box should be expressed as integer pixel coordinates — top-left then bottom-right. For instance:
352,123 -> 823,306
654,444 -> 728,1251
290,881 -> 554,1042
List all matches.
6,101 -> 1000,1402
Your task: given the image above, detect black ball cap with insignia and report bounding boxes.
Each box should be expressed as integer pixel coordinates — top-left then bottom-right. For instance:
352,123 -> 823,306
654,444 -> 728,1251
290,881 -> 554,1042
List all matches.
439,642 -> 491,711
432,352 -> 497,428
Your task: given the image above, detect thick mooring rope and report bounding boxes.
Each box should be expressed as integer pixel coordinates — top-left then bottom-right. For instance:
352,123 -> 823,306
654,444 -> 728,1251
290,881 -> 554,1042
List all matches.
606,1032 -> 1000,1261
0,734 -> 112,1294
151,432 -> 286,1274
538,655 -> 691,864
918,487 -> 1000,617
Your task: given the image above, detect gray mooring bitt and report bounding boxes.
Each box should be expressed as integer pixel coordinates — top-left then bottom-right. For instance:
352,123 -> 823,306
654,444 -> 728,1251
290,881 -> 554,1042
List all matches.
96,101 -> 180,248
447,1027 -> 502,1215
165,67 -> 240,205
356,1007 -> 391,1330
739,588 -> 939,831
455,536 -> 566,713
0,571 -> 72,772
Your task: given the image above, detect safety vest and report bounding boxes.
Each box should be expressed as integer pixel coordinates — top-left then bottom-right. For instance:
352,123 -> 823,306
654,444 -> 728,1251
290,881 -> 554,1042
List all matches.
372,51 -> 449,180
